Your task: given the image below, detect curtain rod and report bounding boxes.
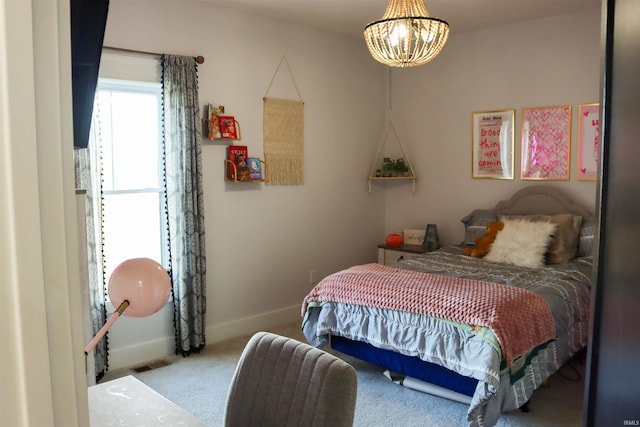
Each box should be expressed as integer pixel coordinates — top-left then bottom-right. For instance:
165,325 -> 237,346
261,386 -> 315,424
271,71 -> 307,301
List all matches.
103,45 -> 205,64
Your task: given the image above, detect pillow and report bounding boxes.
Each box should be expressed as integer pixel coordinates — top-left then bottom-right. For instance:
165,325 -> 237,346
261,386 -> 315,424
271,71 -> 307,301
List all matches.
500,214 -> 583,264
545,214 -> 583,263
484,219 -> 557,268
460,209 -> 498,246
577,217 -> 597,257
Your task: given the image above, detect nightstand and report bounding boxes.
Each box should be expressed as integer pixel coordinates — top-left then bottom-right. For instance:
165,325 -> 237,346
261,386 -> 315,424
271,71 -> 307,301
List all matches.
377,244 -> 429,268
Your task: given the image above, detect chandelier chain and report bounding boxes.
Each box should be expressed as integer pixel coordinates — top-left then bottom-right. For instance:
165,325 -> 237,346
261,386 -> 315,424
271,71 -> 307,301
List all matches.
381,0 -> 429,19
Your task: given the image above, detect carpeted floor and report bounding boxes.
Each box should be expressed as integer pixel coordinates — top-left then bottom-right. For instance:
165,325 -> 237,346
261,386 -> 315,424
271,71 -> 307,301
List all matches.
101,322 -> 585,426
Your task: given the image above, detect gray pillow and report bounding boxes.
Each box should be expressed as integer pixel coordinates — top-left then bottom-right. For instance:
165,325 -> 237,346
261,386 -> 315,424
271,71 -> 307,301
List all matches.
460,209 -> 498,246
577,217 -> 597,257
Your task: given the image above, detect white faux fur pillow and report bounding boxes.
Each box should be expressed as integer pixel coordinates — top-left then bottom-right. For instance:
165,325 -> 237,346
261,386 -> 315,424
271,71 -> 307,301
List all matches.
484,219 -> 557,268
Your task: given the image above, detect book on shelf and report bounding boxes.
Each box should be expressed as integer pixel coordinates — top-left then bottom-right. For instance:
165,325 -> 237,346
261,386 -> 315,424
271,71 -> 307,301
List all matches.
247,157 -> 262,180
207,104 -> 223,139
227,145 -> 250,181
219,115 -> 239,139
211,104 -> 225,114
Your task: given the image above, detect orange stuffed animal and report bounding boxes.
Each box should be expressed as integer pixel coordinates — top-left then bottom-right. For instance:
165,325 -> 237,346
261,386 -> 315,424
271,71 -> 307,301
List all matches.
463,221 -> 504,258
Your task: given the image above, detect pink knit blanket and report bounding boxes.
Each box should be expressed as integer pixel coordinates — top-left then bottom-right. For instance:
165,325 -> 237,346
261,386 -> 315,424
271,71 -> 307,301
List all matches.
302,263 -> 556,366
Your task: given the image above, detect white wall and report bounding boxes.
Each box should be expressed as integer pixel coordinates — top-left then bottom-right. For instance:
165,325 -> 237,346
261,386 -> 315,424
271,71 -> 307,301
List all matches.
102,2 -> 602,369
1,0 -> 88,425
102,0 -> 387,368
385,9 -> 601,245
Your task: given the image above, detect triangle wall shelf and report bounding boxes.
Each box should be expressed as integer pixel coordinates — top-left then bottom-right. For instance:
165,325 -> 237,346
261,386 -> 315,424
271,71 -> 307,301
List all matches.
368,110 -> 416,193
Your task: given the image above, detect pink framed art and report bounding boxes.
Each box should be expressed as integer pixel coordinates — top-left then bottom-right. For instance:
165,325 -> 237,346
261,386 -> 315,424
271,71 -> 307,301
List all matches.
577,103 -> 600,181
521,105 -> 571,180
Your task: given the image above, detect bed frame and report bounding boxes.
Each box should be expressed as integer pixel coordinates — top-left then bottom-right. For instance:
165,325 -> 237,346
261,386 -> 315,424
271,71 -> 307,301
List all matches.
329,185 -> 593,405
492,185 -> 592,218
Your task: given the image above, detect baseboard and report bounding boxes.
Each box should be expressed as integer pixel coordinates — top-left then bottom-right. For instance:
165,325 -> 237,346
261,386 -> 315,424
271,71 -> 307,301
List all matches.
108,336 -> 175,371
106,304 -> 301,370
207,304 -> 301,344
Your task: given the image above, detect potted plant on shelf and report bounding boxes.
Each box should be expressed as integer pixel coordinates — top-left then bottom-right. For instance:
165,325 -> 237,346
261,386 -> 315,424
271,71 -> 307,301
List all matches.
381,158 -> 394,177
393,158 -> 410,176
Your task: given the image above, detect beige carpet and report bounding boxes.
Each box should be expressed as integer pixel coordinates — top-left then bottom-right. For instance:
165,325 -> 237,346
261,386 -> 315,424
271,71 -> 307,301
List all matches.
100,322 -> 585,426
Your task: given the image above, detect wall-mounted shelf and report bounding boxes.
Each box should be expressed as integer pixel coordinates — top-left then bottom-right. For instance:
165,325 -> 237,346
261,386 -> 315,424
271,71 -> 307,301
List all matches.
209,135 -> 241,141
224,159 -> 269,183
368,110 -> 416,193
204,104 -> 241,141
368,176 -> 416,192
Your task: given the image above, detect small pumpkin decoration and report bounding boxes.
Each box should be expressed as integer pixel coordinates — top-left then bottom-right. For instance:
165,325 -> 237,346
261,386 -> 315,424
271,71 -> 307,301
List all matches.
385,233 -> 403,247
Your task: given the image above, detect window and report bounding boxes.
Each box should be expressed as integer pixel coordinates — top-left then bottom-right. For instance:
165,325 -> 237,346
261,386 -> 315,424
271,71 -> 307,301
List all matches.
96,79 -> 168,280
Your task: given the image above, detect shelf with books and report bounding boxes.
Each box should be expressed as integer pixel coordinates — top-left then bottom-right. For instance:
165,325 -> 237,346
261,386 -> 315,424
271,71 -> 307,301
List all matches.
224,159 -> 268,183
204,104 -> 241,141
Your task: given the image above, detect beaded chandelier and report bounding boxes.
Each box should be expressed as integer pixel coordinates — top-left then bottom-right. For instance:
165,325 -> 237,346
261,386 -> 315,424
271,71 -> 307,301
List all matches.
364,0 -> 450,67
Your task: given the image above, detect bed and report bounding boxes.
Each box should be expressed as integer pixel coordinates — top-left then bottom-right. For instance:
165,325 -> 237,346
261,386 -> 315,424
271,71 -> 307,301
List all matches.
301,186 -> 596,427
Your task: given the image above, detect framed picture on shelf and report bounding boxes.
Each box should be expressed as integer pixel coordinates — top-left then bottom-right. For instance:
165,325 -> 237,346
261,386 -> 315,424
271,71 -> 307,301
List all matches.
403,229 -> 426,245
471,109 -> 515,179
521,105 -> 571,180
577,103 -> 600,181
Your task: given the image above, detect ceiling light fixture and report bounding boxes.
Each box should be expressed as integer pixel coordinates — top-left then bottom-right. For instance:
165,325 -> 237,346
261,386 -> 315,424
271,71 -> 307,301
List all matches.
364,0 -> 450,67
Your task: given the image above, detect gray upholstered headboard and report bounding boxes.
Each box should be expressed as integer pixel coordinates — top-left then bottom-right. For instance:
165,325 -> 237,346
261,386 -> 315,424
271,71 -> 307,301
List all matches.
493,186 -> 593,218
461,185 -> 596,257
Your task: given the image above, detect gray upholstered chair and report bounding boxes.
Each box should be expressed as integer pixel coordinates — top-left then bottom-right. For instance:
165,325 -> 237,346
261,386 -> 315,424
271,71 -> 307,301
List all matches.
223,331 -> 358,427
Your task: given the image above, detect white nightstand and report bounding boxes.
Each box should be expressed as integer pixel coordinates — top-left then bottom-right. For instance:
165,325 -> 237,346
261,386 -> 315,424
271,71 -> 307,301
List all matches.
377,244 -> 430,268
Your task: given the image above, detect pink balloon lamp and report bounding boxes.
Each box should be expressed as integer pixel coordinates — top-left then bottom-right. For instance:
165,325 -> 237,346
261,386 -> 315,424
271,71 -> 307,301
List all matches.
84,258 -> 171,354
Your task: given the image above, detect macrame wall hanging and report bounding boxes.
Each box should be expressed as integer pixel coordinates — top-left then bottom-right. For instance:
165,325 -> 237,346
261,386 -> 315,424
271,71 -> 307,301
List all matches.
263,55 -> 304,185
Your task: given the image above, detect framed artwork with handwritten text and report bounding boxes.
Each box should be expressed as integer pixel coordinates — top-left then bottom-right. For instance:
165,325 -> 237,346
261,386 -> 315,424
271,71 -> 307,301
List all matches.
521,105 -> 571,180
577,103 -> 600,181
472,109 -> 515,179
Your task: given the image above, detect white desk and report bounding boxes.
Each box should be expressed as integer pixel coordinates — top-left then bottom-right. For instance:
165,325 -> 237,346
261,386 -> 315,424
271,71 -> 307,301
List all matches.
88,375 -> 207,426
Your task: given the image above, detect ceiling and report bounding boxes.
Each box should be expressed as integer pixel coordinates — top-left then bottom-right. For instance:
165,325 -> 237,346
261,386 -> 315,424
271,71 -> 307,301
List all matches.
201,0 -> 602,39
